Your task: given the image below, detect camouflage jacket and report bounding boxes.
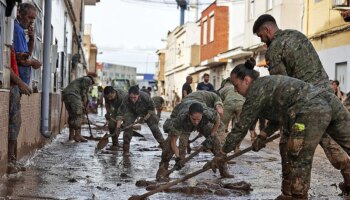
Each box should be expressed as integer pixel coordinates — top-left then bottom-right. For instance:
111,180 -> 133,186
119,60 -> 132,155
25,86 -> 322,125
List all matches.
223,75 -> 322,153
62,76 -> 93,105
170,100 -> 219,136
219,84 -> 245,103
104,88 -> 127,119
116,91 -> 155,119
182,90 -> 223,108
152,96 -> 164,108
266,29 -> 332,92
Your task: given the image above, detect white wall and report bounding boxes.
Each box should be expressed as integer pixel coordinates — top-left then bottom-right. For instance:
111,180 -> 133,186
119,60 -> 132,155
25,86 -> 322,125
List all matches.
318,45 -> 350,93
51,0 -> 73,54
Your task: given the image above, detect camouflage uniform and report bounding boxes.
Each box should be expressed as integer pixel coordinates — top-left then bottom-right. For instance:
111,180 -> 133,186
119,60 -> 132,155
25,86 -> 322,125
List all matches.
181,91 -> 225,142
156,100 -> 230,180
266,29 -> 350,195
62,76 -> 93,141
104,88 -> 127,148
223,75 -> 350,199
116,91 -> 165,151
219,84 -> 245,140
152,96 -> 164,119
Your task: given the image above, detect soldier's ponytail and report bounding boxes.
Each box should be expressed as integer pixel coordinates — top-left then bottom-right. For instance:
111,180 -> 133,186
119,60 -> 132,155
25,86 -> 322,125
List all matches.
230,58 -> 260,81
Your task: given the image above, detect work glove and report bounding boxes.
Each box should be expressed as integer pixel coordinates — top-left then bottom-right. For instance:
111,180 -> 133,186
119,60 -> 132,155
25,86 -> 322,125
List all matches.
202,136 -> 214,150
204,152 -> 226,173
252,135 -> 266,152
174,157 -> 185,170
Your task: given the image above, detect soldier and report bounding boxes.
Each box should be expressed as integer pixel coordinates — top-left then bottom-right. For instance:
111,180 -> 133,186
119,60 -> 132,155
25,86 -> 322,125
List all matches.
152,96 -> 165,119
62,73 -> 97,142
156,101 -> 232,181
103,86 -> 127,150
116,86 -> 165,154
182,90 -> 224,118
211,60 -> 350,199
253,14 -> 350,194
181,90 -> 225,151
218,79 -> 252,152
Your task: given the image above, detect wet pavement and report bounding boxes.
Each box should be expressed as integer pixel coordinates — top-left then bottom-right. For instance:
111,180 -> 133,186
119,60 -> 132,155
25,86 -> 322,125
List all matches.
0,110 -> 346,200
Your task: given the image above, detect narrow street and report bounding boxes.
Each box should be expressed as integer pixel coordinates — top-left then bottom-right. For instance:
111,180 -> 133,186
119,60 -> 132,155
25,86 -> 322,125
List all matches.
0,110 -> 345,200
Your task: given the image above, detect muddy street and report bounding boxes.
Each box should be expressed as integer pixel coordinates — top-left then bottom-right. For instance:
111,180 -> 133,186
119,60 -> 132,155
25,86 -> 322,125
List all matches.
0,111 -> 345,200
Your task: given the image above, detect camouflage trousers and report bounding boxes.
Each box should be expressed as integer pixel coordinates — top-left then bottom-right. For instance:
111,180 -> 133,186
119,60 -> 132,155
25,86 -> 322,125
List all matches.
8,86 -> 21,141
222,99 -> 244,129
159,122 -> 227,176
108,119 -> 120,145
63,94 -> 84,130
123,111 -> 164,146
279,94 -> 350,198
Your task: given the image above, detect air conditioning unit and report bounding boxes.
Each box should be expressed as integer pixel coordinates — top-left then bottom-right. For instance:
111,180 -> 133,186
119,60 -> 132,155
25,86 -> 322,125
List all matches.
332,0 -> 350,10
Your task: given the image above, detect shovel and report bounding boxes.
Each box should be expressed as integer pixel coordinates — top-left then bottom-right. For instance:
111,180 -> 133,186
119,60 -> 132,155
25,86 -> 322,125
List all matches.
96,118 -> 141,151
129,133 -> 280,200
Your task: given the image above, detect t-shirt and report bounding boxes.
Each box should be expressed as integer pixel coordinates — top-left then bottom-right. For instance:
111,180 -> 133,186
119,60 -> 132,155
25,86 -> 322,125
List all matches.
13,20 -> 31,85
182,82 -> 192,98
196,82 -> 214,91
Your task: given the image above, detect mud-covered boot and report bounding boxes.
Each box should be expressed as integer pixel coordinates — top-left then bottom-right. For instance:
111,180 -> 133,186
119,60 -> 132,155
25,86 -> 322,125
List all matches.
218,162 -> 234,178
7,140 -> 18,174
340,166 -> 350,196
13,141 -> 26,172
74,129 -> 88,142
156,162 -> 169,181
275,194 -> 293,200
123,144 -> 130,155
108,135 -> 119,151
68,128 -> 75,141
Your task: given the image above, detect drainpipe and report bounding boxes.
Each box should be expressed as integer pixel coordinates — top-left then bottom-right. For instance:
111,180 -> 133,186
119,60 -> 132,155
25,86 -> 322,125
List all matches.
41,0 -> 52,138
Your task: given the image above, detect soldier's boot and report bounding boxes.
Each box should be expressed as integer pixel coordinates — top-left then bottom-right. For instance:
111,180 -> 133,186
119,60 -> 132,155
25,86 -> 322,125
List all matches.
277,180 -> 293,200
275,194 -> 293,200
339,166 -> 350,196
108,136 -> 119,151
123,144 -> 130,155
7,140 -> 18,174
156,162 -> 169,181
218,162 -> 234,178
74,129 -> 88,142
68,128 -> 75,141
13,141 -> 26,172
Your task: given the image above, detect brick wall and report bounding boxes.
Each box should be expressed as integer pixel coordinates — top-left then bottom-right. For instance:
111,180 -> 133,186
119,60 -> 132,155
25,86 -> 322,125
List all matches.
0,91 -> 9,174
200,4 -> 229,62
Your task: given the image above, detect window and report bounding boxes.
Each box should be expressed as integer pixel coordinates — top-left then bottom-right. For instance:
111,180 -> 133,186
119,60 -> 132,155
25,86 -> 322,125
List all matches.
266,0 -> 273,11
31,4 -> 43,91
209,15 -> 215,42
203,20 -> 207,45
249,0 -> 255,20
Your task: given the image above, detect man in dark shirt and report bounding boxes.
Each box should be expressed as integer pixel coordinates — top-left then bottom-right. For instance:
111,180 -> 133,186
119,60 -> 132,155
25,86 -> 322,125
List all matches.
197,73 -> 214,91
182,75 -> 192,98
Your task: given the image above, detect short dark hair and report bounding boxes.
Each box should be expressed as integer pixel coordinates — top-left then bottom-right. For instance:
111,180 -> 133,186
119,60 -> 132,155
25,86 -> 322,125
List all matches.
18,3 -> 37,16
129,85 -> 140,95
332,80 -> 340,86
253,14 -> 276,34
189,102 -> 204,115
103,86 -> 115,96
147,86 -> 152,92
203,73 -> 209,78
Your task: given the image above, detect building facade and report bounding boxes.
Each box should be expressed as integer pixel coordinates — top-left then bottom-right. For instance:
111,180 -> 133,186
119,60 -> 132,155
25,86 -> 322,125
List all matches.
101,63 -> 137,86
305,0 -> 350,93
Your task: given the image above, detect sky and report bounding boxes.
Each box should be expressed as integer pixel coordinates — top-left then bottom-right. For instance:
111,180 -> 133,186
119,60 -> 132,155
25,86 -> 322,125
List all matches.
85,0 -> 212,74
